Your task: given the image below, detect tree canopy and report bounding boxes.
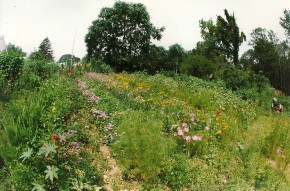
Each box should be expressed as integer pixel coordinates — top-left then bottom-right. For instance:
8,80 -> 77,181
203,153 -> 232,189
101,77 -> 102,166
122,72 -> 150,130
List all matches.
58,54 -> 80,65
38,37 -> 54,61
196,9 -> 246,65
85,1 -> 164,72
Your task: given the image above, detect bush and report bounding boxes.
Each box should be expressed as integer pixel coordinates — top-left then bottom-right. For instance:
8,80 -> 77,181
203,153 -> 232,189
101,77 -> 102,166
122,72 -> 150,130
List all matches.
113,110 -> 174,182
181,54 -> 217,79
27,60 -> 59,79
90,60 -> 114,74
0,49 -> 24,100
0,50 -> 24,82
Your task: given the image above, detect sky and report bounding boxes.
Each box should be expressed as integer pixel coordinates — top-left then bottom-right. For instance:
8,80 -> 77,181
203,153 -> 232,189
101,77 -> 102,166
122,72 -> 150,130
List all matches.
0,0 -> 289,60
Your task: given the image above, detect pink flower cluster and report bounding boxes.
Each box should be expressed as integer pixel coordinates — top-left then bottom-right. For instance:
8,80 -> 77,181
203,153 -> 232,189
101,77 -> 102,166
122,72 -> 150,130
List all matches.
104,122 -> 114,131
63,141 -> 83,158
171,123 -> 202,142
77,79 -> 99,104
91,109 -> 108,120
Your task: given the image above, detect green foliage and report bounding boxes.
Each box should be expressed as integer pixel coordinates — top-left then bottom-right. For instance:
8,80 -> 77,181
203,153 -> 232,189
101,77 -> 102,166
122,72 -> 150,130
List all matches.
58,54 -> 80,66
216,9 -> 246,65
44,165 -> 59,183
27,58 -> 59,79
37,142 -> 56,157
197,9 -> 246,65
168,43 -> 185,73
280,9 -> 290,39
113,110 -> 174,182
162,154 -> 190,190
85,1 -> 164,72
217,66 -> 269,95
0,75 -> 102,190
0,48 -> 24,82
32,183 -> 46,191
38,37 -> 54,61
262,118 -> 290,169
181,54 -> 217,78
20,148 -> 33,162
6,43 -> 26,57
90,59 -> 114,74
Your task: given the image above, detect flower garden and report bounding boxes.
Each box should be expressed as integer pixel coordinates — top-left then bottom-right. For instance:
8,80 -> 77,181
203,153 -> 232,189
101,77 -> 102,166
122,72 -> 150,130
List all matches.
0,69 -> 290,190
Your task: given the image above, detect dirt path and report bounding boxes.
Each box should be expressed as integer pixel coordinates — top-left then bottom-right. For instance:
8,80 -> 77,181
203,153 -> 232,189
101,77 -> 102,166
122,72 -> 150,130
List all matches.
100,144 -> 123,191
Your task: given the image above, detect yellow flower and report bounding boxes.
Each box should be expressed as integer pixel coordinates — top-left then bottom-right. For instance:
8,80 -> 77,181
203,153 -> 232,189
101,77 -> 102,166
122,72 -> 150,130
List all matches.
163,101 -> 170,106
52,106 -> 56,112
217,130 -> 222,134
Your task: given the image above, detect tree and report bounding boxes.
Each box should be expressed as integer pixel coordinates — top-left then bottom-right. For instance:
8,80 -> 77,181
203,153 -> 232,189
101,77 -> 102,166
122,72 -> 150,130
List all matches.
6,43 -> 26,57
38,37 -> 54,61
215,9 -> 246,65
249,28 -> 279,88
280,9 -> 290,39
168,43 -> 185,73
85,1 -> 164,72
196,9 -> 246,65
181,54 -> 217,78
146,45 -> 168,74
195,19 -> 224,64
58,54 -> 80,66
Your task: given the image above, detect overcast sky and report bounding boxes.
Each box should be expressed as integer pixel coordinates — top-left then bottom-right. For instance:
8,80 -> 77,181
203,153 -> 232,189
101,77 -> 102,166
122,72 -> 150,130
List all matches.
0,0 -> 289,60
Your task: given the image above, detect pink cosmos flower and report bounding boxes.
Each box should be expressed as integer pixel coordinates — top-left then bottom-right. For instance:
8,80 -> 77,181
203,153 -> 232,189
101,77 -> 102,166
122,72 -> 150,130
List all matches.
192,135 -> 202,141
184,136 -> 191,142
190,117 -> 195,122
177,129 -> 184,136
182,123 -> 187,128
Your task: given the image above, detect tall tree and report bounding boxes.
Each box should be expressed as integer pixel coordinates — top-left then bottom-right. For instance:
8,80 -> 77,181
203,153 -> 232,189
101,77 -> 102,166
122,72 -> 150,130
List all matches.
216,9 -> 246,65
280,9 -> 290,39
196,10 -> 246,65
39,37 -> 54,61
85,1 -> 164,72
249,28 -> 280,88
168,43 -> 185,73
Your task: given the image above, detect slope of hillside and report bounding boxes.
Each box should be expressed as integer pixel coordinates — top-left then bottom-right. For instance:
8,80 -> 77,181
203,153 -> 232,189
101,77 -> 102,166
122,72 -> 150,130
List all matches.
0,71 -> 289,190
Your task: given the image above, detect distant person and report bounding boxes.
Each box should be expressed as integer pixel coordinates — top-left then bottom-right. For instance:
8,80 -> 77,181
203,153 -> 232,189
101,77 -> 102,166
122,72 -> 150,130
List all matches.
271,98 -> 283,113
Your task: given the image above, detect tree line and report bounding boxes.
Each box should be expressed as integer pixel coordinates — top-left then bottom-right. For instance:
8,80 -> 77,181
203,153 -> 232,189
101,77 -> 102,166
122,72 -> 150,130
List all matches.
1,2 -> 290,96
85,2 -> 290,95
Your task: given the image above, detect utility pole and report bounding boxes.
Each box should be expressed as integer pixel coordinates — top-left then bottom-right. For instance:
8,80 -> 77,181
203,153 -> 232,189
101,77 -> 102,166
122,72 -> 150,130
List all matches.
70,31 -> 76,68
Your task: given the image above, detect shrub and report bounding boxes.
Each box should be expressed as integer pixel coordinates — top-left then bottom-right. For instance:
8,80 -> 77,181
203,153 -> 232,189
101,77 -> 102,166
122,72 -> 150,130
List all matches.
0,49 -> 24,100
113,110 -> 174,182
181,54 -> 217,79
90,59 -> 114,74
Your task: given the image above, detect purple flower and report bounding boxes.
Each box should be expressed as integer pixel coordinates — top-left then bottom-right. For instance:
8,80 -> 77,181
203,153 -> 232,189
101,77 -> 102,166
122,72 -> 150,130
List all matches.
68,129 -> 77,134
85,125 -> 90,129
47,165 -> 52,170
277,148 -> 283,154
